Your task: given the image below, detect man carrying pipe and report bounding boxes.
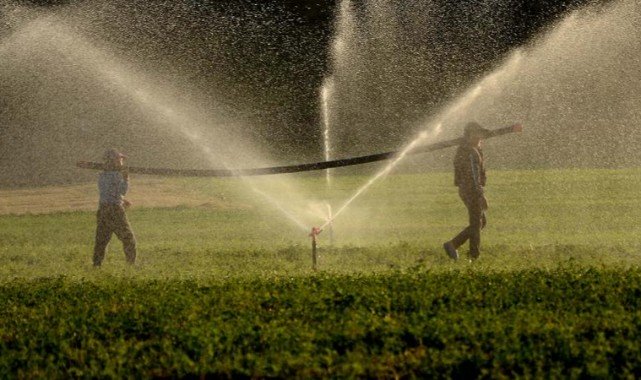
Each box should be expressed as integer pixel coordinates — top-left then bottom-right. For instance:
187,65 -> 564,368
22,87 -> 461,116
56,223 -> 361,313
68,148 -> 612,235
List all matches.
93,148 -> 137,267
443,122 -> 522,261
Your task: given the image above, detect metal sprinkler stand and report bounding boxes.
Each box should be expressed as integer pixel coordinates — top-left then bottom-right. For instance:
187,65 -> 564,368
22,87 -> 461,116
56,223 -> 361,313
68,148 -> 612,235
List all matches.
309,227 -> 322,271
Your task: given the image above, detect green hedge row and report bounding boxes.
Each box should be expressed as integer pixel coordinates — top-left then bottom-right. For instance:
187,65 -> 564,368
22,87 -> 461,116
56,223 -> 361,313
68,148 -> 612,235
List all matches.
2,268 -> 641,378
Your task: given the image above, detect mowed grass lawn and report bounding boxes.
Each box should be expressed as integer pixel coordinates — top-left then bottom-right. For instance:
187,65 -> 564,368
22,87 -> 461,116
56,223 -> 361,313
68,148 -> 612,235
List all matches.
1,168 -> 641,377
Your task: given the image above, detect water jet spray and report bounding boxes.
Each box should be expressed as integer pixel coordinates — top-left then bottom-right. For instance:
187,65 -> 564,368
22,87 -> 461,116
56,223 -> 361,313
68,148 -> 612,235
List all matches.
13,17 -> 312,230
325,202 -> 334,246
321,78 -> 334,188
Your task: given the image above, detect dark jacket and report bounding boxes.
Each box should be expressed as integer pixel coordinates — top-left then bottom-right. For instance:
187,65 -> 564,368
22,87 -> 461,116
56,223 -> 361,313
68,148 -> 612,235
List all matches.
454,144 -> 486,194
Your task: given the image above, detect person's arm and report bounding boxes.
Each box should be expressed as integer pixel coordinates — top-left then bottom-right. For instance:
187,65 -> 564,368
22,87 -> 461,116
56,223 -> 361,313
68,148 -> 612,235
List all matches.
469,153 -> 483,195
120,170 -> 132,207
470,152 -> 489,210
119,170 -> 129,197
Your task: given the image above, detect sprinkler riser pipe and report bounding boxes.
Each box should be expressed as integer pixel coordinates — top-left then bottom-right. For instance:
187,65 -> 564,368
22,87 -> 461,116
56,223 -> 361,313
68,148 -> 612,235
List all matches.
309,227 -> 322,271
311,237 -> 317,271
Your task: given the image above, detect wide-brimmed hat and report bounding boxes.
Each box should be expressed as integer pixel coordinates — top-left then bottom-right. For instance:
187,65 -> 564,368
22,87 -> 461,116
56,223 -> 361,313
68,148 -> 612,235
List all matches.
464,122 -> 490,138
103,148 -> 127,161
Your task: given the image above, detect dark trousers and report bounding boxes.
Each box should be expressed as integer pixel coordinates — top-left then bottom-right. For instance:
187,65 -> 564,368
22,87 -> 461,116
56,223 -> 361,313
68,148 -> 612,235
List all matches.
451,188 -> 487,258
93,204 -> 136,266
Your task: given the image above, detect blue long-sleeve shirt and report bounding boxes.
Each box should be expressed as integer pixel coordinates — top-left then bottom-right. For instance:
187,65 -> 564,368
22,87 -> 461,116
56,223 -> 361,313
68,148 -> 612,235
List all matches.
98,171 -> 128,205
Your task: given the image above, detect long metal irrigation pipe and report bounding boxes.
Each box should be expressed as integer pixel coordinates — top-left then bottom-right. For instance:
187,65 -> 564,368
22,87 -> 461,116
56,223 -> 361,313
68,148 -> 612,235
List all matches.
76,125 -> 521,176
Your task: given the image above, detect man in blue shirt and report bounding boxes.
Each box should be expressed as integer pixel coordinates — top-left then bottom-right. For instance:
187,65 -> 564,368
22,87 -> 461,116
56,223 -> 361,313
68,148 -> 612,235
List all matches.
93,148 -> 136,267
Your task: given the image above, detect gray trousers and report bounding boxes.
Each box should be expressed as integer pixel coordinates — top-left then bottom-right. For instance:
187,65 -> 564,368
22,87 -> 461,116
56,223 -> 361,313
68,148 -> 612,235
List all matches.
93,204 -> 136,266
451,188 -> 487,258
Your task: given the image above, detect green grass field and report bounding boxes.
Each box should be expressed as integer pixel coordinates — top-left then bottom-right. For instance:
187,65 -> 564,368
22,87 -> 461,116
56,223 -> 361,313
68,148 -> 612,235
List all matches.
2,168 -> 641,377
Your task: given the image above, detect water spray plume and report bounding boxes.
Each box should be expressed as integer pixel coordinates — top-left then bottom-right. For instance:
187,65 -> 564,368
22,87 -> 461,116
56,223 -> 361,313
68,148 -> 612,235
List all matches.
325,202 -> 334,245
321,77 -> 334,187
332,37 -> 346,58
14,16 -> 311,230
326,203 -> 333,222
320,124 -> 442,229
320,52 -> 524,229
251,187 -> 309,231
332,0 -> 354,68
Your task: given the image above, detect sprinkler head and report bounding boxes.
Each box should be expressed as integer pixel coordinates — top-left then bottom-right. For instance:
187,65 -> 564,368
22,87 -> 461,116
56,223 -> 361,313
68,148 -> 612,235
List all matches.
309,227 -> 322,238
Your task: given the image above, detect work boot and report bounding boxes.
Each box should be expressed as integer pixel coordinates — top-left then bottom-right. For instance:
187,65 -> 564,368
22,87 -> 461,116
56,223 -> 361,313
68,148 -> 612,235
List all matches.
469,250 -> 480,261
443,241 -> 459,260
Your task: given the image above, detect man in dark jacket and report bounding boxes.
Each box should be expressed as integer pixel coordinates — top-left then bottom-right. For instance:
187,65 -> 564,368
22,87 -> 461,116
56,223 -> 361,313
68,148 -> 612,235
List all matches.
443,122 -> 490,261
93,148 -> 136,267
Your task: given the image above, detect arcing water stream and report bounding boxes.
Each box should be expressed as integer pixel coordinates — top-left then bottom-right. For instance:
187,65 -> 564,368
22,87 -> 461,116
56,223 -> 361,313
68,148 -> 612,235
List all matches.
320,77 -> 334,188
315,0 -> 641,238
1,15 -> 312,230
320,50 -> 523,230
2,0 -> 640,251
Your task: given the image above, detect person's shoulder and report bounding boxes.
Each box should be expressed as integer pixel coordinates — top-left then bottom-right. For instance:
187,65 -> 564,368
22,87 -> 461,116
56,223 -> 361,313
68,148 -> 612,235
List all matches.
456,144 -> 472,155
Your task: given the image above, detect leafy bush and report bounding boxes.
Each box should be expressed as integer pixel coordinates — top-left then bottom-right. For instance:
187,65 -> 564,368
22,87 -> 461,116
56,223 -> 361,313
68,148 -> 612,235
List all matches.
2,269 -> 641,377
